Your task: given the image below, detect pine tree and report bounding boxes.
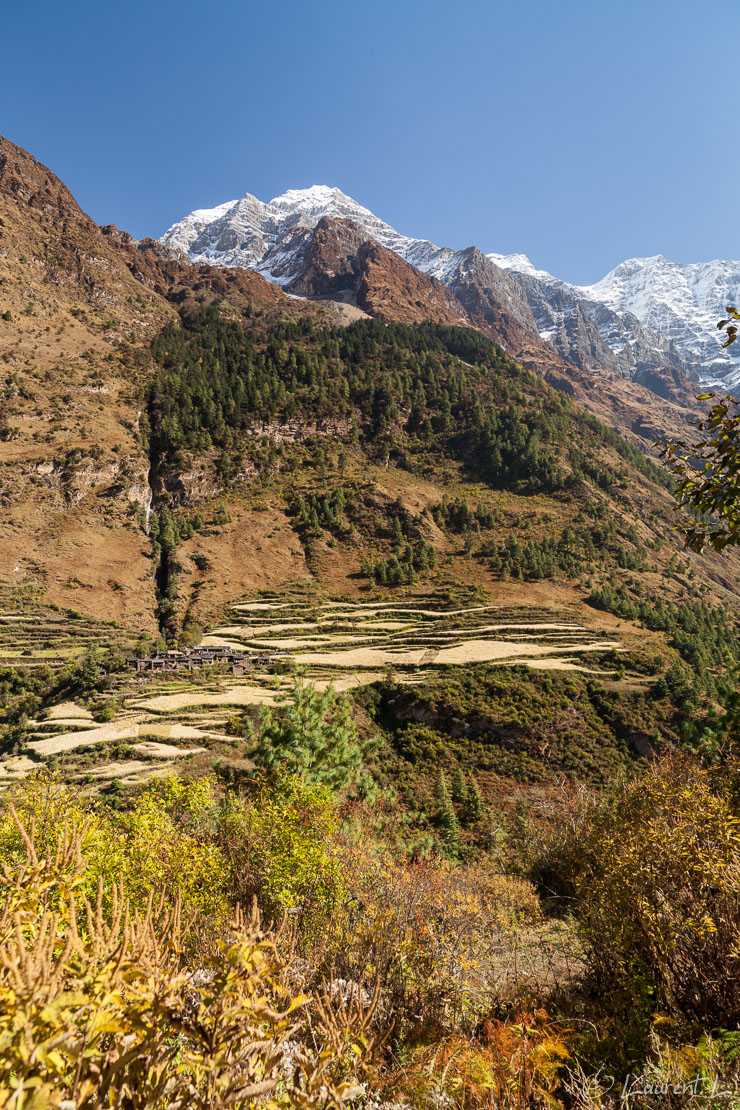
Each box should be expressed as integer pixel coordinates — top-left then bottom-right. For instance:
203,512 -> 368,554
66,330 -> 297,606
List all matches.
433,768 -> 448,802
435,771 -> 460,855
387,556 -> 403,585
462,777 -> 484,826
250,679 -> 367,791
390,516 -> 405,552
452,767 -> 467,805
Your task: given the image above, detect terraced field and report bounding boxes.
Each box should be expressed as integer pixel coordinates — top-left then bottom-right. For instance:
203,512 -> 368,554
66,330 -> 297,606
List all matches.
0,582 -> 132,667
205,597 -> 621,675
2,592 -> 627,788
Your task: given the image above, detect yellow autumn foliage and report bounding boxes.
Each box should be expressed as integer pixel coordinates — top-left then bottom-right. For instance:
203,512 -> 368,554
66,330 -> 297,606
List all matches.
0,771 -> 229,930
574,756 -> 740,1026
0,807 -> 382,1110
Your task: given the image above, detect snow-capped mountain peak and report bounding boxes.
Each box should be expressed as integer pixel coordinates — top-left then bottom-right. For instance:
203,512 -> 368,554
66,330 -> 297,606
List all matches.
579,254 -> 740,380
161,184 -> 449,284
269,185 -> 369,218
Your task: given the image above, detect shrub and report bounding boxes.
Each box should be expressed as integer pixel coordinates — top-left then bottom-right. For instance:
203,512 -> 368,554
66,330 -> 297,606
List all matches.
329,848 -> 543,1039
218,772 -> 345,936
113,775 -> 229,923
571,757 -> 740,1029
0,811 -> 381,1109
0,772 -> 229,927
380,1021 -> 571,1110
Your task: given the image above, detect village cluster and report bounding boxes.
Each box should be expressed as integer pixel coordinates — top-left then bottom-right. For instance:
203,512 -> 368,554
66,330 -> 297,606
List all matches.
126,645 -> 274,675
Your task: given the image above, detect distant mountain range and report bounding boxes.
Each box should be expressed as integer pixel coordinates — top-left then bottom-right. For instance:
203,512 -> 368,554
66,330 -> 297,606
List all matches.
162,188 -> 740,390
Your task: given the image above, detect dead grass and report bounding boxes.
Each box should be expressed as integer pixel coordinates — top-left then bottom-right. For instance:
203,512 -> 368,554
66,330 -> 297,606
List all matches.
134,685 -> 279,713
45,702 -> 93,721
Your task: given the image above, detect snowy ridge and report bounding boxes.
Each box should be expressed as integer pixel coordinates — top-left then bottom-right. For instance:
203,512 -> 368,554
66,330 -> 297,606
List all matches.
161,187 -> 740,385
582,255 -> 740,379
492,250 -> 740,382
162,199 -> 239,255
488,253 -> 557,282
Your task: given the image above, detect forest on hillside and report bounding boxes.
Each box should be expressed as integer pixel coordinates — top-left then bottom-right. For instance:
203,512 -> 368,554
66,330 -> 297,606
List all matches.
145,309 -> 669,495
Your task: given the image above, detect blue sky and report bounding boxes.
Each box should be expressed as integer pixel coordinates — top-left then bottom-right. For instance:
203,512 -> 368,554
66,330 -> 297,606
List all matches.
2,0 -> 736,284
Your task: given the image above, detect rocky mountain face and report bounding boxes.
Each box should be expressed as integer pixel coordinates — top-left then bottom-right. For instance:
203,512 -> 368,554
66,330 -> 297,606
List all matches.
282,217 -> 471,327
164,186 -> 740,393
582,255 -> 740,387
489,254 -> 698,395
491,252 -> 740,390
0,136 -> 175,628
